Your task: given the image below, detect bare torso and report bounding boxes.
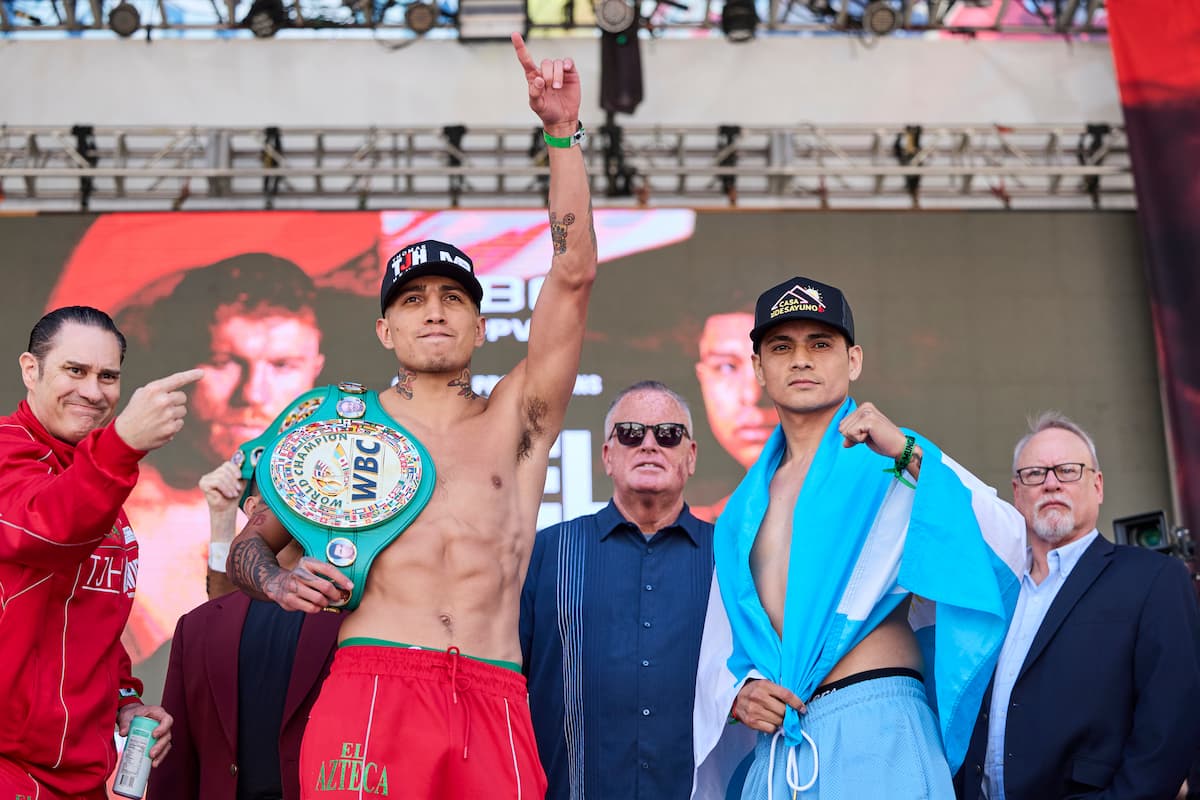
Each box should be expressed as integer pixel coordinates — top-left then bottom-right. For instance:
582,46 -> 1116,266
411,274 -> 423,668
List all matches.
750,451 -> 922,690
229,54 -> 597,668
337,382 -> 546,664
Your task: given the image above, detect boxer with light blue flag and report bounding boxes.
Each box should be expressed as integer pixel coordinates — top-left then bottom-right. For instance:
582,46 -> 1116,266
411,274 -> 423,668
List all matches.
691,277 -> 1027,800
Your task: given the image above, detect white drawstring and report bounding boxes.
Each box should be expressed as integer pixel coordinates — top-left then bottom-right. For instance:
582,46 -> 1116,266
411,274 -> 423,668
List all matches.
787,730 -> 819,794
766,727 -> 819,800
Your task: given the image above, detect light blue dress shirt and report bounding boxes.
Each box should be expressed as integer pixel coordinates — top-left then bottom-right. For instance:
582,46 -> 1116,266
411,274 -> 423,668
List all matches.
981,529 -> 1100,800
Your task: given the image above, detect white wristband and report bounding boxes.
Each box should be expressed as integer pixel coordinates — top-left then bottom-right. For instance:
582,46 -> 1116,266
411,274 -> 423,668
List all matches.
208,541 -> 231,573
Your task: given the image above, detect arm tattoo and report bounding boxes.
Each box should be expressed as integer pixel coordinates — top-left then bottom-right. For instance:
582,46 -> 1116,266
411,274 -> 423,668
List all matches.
395,369 -> 416,400
228,535 -> 285,602
549,211 -> 576,255
448,369 -> 476,399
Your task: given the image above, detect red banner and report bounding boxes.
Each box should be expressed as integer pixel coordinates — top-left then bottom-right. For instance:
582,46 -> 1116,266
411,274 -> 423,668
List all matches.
1108,1 -> 1200,562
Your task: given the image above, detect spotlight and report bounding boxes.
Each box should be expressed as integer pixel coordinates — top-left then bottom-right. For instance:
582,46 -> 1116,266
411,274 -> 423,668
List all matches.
720,0 -> 757,41
404,1 -> 438,32
242,0 -> 289,37
595,0 -> 635,32
108,1 -> 141,36
1113,511 -> 1172,553
862,0 -> 898,35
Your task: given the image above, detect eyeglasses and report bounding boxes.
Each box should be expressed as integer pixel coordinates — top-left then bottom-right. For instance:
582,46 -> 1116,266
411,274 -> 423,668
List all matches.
1014,462 -> 1094,486
609,422 -> 690,448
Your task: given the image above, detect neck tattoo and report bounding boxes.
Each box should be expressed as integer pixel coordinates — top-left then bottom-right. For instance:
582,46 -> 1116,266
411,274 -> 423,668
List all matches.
395,370 -> 416,400
448,369 -> 476,399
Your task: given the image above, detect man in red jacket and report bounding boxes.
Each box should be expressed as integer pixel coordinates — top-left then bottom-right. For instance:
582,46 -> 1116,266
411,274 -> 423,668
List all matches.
0,305 -> 202,799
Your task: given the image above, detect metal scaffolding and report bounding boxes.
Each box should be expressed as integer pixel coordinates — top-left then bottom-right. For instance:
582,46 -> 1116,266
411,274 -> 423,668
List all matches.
0,0 -> 1107,38
0,122 -> 1133,211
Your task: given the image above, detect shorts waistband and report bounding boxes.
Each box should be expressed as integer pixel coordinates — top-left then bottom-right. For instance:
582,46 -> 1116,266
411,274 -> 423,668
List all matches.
802,672 -> 929,723
331,642 -> 528,698
339,636 -> 521,673
809,667 -> 923,703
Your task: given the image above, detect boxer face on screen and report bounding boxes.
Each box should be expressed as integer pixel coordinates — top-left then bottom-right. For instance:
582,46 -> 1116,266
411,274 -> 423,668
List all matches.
695,312 -> 779,469
192,304 -> 325,460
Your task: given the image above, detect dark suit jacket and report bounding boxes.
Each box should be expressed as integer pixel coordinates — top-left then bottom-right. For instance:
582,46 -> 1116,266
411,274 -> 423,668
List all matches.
955,536 -> 1200,800
148,591 -> 342,800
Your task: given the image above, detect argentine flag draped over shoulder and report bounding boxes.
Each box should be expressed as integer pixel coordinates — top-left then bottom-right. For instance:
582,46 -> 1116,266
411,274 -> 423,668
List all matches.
692,398 -> 1025,800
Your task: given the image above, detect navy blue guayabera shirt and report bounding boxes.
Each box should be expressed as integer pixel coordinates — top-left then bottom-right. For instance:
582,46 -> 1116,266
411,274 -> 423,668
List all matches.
520,500 -> 715,800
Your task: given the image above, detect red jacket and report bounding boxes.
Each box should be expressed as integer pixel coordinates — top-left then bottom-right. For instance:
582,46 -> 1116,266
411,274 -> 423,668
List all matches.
0,401 -> 146,796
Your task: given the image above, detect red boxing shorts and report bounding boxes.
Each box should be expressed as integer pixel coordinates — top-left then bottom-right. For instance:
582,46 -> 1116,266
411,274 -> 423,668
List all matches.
300,644 -> 547,800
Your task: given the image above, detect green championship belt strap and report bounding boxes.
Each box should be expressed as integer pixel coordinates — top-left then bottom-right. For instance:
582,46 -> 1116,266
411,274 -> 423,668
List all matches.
233,386 -> 327,505
234,382 -> 435,611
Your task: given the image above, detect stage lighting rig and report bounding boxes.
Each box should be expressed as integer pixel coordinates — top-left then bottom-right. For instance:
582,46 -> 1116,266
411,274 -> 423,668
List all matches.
108,1 -> 141,36
721,0 -> 757,41
242,0 -> 290,37
404,0 -> 438,31
862,0 -> 898,34
596,0 -> 635,32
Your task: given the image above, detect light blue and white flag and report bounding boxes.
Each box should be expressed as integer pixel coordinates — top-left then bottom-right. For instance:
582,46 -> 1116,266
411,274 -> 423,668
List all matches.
692,398 -> 1025,800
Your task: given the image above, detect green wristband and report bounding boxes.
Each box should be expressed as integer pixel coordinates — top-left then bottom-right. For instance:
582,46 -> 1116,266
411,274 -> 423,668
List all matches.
543,122 -> 586,149
883,434 -> 917,489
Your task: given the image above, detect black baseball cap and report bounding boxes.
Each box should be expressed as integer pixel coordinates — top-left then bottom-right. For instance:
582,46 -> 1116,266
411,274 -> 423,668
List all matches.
380,240 -> 485,313
749,276 -> 855,348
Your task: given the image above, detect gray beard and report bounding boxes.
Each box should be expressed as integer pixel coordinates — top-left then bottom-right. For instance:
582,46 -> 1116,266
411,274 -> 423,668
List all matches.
1032,507 -> 1076,546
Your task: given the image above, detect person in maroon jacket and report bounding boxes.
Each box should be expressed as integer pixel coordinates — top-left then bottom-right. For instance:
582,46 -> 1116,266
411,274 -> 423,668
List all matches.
149,475 -> 342,800
0,306 -> 202,799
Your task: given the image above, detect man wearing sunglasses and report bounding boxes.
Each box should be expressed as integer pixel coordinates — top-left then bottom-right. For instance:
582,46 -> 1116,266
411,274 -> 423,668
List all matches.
955,412 -> 1200,800
521,380 -> 715,800
692,277 -> 1027,800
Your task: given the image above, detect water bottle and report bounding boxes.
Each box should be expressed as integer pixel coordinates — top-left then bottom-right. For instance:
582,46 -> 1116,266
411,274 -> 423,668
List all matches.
112,715 -> 157,799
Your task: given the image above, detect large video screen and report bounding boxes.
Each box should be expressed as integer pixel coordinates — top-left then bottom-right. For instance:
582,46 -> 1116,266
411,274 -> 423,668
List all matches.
0,208 -> 1168,702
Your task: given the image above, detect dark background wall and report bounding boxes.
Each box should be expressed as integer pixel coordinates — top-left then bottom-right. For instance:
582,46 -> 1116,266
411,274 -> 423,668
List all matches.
0,208 -> 1168,701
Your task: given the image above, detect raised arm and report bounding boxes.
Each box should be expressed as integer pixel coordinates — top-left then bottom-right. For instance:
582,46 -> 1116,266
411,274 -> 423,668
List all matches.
199,461 -> 244,599
508,33 -> 597,441
227,503 -> 352,613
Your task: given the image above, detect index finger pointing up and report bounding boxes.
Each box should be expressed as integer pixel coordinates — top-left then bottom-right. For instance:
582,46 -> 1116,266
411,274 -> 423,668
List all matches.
511,32 -> 537,74
151,368 -> 206,392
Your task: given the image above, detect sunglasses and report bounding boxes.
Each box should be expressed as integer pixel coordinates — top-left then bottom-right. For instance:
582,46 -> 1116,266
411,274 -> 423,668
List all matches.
609,421 -> 690,448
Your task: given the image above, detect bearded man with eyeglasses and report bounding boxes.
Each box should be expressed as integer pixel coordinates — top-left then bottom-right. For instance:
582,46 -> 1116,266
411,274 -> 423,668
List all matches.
954,411 -> 1200,800
520,380 -> 715,800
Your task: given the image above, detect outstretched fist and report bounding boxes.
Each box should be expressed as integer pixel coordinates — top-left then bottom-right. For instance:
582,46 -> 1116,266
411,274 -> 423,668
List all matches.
114,368 -> 204,452
512,32 -> 581,130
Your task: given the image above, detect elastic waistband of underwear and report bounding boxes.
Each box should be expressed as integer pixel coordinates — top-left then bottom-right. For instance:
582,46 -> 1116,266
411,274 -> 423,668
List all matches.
334,638 -> 526,696
339,636 -> 522,673
808,666 -> 924,704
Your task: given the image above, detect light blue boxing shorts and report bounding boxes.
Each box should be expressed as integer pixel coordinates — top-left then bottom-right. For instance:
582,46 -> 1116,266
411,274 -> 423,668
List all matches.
740,672 -> 954,800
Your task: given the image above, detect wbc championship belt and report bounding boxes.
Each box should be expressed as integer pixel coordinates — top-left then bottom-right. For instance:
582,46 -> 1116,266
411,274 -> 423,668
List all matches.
233,382 -> 435,611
